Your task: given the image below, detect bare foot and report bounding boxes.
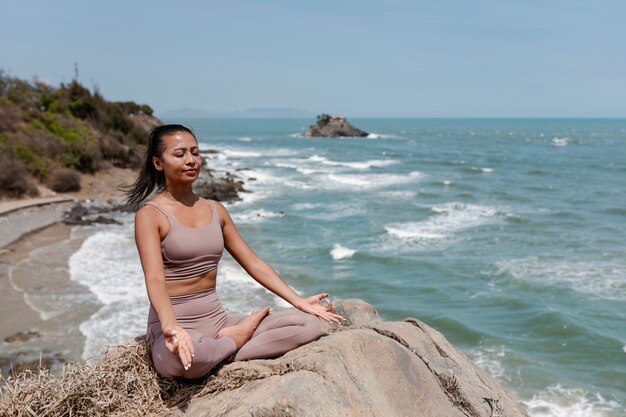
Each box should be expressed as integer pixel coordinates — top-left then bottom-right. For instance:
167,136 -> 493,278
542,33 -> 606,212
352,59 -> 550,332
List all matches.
217,307 -> 271,349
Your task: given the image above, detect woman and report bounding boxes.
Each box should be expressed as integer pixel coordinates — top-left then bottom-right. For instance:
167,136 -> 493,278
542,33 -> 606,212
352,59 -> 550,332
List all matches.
124,124 -> 344,379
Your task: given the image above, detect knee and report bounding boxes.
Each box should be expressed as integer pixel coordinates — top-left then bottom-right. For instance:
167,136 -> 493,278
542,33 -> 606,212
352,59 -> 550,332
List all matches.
301,313 -> 324,342
151,342 -> 184,379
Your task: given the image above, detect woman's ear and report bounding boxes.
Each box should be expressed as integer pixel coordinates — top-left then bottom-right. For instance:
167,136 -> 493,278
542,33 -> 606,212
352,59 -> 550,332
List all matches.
152,156 -> 163,171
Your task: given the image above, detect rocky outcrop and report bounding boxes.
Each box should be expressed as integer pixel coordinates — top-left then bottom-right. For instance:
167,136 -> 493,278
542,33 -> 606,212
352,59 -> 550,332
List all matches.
304,114 -> 369,137
0,300 -> 528,416
193,174 -> 246,203
170,300 -> 528,417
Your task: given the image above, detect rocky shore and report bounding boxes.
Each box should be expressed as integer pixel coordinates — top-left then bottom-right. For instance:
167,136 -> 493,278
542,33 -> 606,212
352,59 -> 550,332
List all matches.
0,300 -> 529,417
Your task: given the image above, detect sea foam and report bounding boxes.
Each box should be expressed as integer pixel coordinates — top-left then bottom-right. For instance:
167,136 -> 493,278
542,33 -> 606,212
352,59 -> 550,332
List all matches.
330,244 -> 357,260
68,227 -> 148,359
523,385 -> 621,417
495,257 -> 626,301
384,202 -> 502,251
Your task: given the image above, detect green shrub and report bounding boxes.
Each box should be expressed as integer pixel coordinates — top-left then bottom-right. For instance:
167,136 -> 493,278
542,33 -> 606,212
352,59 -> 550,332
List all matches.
15,146 -> 49,177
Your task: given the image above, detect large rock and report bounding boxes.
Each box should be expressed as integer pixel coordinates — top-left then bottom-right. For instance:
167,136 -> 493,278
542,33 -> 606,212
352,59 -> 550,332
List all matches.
193,171 -> 246,203
304,114 -> 369,137
169,300 -> 528,417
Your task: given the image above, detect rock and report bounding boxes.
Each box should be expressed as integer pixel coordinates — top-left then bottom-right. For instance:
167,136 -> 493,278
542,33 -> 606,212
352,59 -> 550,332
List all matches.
168,300 -> 528,417
193,172 -> 247,203
62,201 -> 122,225
4,330 -> 40,343
304,114 -> 369,137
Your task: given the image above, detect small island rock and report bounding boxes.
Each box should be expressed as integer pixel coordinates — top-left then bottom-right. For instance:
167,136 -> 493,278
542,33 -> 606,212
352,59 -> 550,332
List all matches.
304,114 -> 369,137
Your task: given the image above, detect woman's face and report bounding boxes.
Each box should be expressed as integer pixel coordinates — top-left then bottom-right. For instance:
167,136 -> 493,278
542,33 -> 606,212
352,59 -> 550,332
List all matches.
153,131 -> 201,186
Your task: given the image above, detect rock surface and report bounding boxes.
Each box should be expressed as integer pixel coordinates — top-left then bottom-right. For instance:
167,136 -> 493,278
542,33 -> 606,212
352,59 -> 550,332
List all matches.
304,114 -> 369,137
168,300 -> 528,417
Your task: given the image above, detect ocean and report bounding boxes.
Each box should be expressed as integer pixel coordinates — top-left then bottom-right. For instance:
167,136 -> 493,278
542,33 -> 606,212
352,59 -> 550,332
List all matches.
19,118 -> 626,416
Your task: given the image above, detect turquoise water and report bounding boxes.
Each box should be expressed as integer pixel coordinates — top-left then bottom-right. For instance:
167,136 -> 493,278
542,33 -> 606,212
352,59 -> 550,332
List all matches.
61,118 -> 625,416
182,118 -> 625,416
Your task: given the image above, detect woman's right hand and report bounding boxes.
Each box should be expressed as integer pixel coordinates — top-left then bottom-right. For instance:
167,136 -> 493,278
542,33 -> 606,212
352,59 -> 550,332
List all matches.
163,325 -> 194,370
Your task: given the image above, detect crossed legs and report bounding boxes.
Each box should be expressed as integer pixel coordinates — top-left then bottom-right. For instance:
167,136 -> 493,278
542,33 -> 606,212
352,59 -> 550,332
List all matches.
149,308 -> 323,379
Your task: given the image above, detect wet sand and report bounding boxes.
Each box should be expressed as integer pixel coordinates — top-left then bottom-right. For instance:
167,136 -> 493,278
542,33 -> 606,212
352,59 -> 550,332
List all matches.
0,167 -> 136,376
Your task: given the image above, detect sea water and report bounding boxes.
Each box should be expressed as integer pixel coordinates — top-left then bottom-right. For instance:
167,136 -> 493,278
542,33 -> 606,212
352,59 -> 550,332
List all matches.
64,118 -> 625,416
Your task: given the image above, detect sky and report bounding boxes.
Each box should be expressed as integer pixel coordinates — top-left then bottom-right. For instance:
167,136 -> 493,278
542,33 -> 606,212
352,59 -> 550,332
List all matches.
1,0 -> 625,118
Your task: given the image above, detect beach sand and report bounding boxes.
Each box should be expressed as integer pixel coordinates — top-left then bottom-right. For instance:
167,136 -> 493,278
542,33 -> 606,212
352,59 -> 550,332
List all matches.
0,167 -> 137,376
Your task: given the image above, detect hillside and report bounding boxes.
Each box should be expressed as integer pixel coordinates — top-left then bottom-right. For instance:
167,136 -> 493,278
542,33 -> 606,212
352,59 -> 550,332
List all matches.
0,72 -> 160,198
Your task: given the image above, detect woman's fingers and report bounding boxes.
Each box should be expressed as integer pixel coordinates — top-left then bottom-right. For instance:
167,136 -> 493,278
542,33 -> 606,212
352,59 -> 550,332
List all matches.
164,327 -> 195,369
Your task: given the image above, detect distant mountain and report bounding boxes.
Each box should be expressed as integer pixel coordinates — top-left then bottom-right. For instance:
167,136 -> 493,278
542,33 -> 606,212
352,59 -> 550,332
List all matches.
159,107 -> 315,119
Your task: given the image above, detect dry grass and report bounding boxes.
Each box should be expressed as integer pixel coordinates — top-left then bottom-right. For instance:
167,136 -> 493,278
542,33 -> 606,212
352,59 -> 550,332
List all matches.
0,337 -> 321,417
0,338 -> 179,417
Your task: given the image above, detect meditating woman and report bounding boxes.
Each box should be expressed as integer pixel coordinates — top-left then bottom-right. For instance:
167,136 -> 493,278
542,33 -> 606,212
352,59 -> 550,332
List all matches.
124,124 -> 344,379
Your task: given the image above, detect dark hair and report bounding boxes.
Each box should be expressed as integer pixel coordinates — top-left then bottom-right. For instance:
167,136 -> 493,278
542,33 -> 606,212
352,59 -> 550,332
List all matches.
122,124 -> 196,211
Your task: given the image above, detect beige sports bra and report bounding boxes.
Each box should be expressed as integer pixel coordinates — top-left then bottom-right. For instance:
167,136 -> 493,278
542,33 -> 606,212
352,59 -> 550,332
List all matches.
144,200 -> 223,280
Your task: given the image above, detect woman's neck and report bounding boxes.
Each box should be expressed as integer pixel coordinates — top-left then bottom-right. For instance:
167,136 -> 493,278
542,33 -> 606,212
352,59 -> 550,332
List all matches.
160,184 -> 197,206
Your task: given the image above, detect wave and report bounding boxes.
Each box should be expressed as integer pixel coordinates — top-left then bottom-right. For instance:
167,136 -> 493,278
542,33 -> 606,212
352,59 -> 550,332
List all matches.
522,384 -> 622,417
379,190 -> 418,199
495,256 -> 626,301
68,228 -> 148,359
468,344 -> 509,381
325,171 -> 425,189
552,137 -> 570,147
386,202 -> 501,241
307,154 -> 399,170
330,244 -> 357,260
231,209 -> 285,224
465,166 -> 494,174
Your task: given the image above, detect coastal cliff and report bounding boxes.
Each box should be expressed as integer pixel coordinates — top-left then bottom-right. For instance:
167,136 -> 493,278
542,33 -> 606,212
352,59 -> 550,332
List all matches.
0,300 -> 529,417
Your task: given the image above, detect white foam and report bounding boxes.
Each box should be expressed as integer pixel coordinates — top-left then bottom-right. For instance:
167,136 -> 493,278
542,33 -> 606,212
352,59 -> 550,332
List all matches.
379,190 -> 418,199
495,257 -> 626,301
469,344 -> 508,381
68,228 -> 148,359
552,137 -> 570,147
330,244 -> 357,260
522,385 -> 621,417
231,209 -> 285,224
296,168 -> 318,175
443,180 -> 452,186
481,167 -> 494,173
307,154 -> 398,170
291,202 -> 322,210
324,171 -> 425,190
382,203 -> 502,252
387,202 -> 500,241
238,137 -> 253,142
222,149 -> 263,158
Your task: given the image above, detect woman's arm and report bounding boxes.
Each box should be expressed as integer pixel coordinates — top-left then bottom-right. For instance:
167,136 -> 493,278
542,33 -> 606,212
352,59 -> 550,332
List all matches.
215,201 -> 344,323
135,206 -> 194,368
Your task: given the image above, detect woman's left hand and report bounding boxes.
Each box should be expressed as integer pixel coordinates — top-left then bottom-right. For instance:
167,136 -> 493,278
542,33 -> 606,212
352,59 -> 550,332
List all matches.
296,293 -> 345,323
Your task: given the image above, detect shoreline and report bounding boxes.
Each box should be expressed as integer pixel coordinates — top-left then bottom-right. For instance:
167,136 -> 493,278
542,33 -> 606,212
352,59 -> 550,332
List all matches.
0,167 -> 137,377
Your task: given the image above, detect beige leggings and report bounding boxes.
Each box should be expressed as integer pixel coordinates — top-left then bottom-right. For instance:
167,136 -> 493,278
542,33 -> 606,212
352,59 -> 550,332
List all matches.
147,288 -> 323,379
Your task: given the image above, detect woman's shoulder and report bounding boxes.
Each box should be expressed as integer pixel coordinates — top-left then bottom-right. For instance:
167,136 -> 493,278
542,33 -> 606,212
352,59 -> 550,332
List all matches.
136,199 -> 168,221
